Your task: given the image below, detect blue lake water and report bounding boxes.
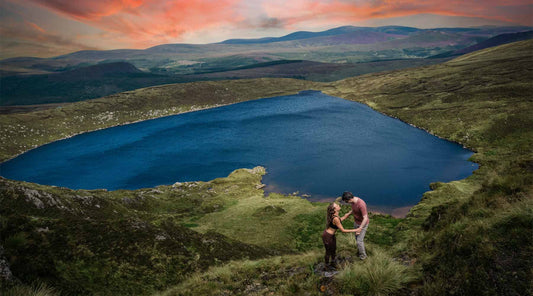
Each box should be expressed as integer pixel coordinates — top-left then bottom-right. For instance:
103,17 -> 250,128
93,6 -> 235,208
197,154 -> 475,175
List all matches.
0,91 -> 477,211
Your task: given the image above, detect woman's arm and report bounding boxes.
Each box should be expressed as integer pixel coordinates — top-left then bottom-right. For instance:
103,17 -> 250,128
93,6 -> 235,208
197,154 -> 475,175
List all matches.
333,217 -> 357,233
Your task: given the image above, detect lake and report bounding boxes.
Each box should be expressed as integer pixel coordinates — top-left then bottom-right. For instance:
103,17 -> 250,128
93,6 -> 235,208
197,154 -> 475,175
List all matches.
0,91 -> 477,212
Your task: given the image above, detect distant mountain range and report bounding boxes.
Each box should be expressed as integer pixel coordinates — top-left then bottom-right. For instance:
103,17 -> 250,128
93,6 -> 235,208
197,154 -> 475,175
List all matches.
218,26 -> 419,44
0,25 -> 531,106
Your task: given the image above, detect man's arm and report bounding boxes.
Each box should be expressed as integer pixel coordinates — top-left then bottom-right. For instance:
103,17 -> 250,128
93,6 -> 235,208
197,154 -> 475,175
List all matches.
356,215 -> 369,231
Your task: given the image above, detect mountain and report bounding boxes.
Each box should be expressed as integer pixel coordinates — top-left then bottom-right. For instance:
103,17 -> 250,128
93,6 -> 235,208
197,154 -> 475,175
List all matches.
0,62 -> 182,105
53,62 -> 143,79
1,25 -> 531,106
219,25 -> 419,44
452,30 -> 533,55
2,25 -> 530,76
430,30 -> 533,58
0,57 -> 451,106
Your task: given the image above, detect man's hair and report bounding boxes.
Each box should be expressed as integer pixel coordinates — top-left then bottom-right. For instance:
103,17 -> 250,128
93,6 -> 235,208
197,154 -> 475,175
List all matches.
342,191 -> 354,202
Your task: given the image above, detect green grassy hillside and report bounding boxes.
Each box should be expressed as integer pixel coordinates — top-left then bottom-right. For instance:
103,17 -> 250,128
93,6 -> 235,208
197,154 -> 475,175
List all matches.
1,40 -> 532,295
323,39 -> 533,295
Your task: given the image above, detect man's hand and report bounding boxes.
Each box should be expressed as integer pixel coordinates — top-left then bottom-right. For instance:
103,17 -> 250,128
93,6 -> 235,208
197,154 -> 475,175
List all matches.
341,211 -> 351,221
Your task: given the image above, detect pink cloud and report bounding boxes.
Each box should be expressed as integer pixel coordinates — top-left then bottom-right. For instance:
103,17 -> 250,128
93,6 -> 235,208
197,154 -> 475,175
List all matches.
28,0 -> 144,21
2,0 -> 531,58
26,0 -> 243,48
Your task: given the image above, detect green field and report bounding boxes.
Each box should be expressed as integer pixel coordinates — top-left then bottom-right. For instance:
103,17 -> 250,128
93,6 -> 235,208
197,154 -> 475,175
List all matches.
1,40 -> 532,295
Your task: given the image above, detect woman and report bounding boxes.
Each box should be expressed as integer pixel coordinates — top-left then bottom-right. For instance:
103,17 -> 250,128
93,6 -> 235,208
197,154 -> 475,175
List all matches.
322,202 -> 359,268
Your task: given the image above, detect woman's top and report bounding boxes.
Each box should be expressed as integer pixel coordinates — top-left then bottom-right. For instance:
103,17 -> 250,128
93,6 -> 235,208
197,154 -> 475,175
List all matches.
328,215 -> 340,230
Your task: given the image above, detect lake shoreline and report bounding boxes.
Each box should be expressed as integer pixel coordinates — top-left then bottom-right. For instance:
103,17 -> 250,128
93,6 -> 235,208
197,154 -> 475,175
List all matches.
1,90 -> 476,219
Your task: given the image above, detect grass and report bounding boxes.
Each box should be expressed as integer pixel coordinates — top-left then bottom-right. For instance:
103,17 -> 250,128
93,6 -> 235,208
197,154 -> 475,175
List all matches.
322,39 -> 533,294
1,40 -> 532,295
1,282 -> 58,296
336,248 -> 416,296
155,251 -> 323,296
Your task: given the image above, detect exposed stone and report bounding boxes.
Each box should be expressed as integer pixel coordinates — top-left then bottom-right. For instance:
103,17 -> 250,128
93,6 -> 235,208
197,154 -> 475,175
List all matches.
0,245 -> 15,284
19,187 -> 64,209
72,194 -> 94,205
246,166 -> 266,175
155,235 -> 167,241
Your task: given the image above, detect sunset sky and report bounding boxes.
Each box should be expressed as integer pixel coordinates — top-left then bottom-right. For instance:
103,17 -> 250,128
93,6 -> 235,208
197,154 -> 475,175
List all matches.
1,0 -> 532,59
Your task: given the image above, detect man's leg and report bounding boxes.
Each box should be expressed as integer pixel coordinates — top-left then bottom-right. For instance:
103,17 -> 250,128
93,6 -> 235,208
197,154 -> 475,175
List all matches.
354,223 -> 368,260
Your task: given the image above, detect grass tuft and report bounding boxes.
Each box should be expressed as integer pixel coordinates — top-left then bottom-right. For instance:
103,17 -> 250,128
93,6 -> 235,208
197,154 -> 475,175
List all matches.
336,248 -> 415,296
1,282 -> 58,296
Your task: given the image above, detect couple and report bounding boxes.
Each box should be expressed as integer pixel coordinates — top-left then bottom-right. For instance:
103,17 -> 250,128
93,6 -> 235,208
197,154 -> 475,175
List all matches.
322,191 -> 369,268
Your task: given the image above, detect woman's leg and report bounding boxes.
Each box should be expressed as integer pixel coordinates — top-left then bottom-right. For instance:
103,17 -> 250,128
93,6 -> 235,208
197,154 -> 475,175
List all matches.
330,234 -> 337,266
322,231 -> 335,264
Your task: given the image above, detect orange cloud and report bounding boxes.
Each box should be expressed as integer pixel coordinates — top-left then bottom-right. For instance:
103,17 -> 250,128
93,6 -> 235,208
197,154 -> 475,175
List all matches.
2,0 -> 531,58
262,0 -> 533,28
26,21 -> 46,33
26,0 -> 243,48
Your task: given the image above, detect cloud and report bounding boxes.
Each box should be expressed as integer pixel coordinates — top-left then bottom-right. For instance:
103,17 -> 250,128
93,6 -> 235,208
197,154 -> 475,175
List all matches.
261,0 -> 533,28
28,0 -> 144,21
25,0 -> 244,48
0,20 -> 98,58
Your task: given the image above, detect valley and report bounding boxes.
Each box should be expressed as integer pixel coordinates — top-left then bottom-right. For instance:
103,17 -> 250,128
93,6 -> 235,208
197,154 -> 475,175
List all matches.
0,36 -> 532,296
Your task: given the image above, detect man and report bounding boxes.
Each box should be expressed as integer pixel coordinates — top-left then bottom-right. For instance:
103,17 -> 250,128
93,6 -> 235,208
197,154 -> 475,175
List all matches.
341,191 -> 369,260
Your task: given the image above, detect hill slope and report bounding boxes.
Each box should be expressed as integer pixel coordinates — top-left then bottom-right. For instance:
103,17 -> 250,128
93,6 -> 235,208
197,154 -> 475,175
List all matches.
1,40 -> 532,295
323,39 -> 533,295
0,62 -> 183,106
431,30 -> 533,58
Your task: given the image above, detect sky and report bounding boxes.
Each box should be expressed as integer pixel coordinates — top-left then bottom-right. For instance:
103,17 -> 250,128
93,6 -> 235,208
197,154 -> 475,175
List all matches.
1,0 -> 532,59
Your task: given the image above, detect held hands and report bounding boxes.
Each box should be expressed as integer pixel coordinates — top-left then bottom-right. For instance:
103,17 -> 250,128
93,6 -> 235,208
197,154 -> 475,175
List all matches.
355,228 -> 361,235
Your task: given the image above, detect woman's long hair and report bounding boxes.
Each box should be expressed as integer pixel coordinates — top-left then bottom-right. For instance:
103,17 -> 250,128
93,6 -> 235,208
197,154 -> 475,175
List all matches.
326,202 -> 337,229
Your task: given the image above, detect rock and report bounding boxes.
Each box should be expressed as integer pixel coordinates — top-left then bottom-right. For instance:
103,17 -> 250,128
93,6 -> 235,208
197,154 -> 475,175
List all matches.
155,235 -> 167,241
19,187 -> 64,209
0,245 -> 15,284
255,184 -> 266,189
246,166 -> 266,175
36,227 -> 50,233
73,194 -> 94,205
